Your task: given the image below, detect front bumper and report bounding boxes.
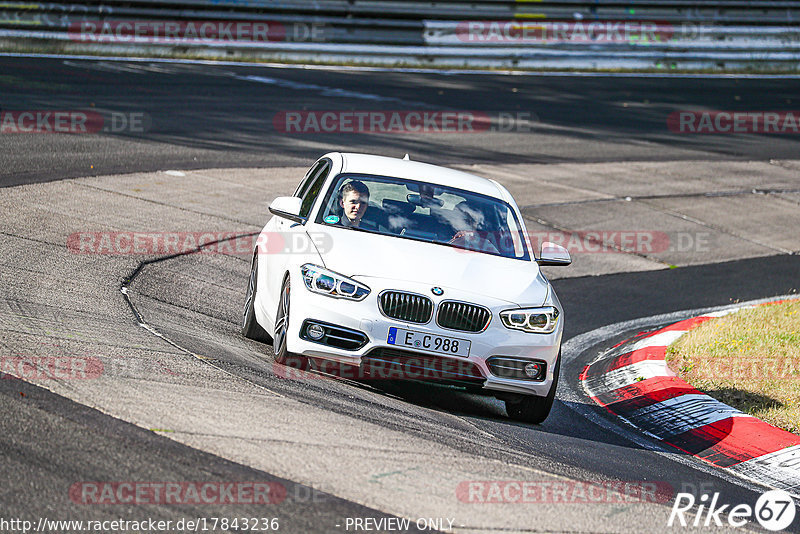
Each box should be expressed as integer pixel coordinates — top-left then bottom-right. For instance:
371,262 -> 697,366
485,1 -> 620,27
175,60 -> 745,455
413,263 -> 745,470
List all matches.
285,274 -> 563,397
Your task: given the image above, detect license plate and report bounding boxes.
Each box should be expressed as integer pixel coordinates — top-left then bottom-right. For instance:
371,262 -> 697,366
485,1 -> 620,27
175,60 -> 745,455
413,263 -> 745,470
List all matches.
387,327 -> 471,357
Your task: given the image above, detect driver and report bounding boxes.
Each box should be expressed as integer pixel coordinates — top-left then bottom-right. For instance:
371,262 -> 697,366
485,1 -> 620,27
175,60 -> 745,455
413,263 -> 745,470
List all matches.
450,201 -> 499,253
339,180 -> 370,228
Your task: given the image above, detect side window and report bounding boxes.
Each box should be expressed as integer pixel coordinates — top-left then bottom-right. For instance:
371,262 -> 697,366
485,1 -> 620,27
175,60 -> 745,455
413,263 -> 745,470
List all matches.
294,160 -> 326,199
299,161 -> 330,218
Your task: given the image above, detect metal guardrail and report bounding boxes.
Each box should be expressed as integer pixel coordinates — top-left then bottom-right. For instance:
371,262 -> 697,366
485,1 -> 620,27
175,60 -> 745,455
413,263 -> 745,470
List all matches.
1,1 -> 799,70
6,1 -> 800,21
24,0 -> 800,22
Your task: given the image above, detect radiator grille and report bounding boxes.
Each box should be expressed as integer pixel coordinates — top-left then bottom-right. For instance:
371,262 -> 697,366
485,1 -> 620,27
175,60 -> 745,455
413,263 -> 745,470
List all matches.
379,291 -> 433,324
436,301 -> 491,332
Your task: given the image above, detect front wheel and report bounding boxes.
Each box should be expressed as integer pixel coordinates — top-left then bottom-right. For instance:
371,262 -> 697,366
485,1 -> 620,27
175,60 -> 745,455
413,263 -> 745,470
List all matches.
505,351 -> 560,424
273,276 -> 306,369
242,252 -> 272,343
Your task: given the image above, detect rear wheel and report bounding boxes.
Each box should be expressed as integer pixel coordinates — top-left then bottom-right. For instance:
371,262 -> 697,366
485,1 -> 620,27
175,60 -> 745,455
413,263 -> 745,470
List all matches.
242,252 -> 272,343
505,351 -> 560,424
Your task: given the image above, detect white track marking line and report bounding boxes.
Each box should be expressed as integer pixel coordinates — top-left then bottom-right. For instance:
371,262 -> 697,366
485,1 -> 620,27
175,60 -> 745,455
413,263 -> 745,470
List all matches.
4,52 -> 800,78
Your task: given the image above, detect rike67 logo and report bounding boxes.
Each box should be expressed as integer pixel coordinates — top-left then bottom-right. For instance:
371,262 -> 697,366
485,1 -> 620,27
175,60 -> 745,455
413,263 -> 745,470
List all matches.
668,489 -> 796,531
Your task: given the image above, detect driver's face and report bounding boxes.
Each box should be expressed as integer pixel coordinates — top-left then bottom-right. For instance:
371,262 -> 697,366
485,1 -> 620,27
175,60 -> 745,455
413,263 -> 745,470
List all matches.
340,191 -> 369,223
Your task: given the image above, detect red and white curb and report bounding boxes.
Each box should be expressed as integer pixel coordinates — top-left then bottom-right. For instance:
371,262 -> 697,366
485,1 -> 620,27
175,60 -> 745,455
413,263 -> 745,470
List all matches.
580,297 -> 800,497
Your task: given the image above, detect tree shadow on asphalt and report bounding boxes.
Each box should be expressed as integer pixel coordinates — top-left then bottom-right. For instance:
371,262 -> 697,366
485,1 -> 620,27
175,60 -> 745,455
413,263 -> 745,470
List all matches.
349,376 -> 655,449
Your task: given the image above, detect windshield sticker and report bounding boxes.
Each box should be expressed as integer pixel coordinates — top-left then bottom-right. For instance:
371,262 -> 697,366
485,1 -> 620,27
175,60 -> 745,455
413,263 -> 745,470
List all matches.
324,215 -> 340,224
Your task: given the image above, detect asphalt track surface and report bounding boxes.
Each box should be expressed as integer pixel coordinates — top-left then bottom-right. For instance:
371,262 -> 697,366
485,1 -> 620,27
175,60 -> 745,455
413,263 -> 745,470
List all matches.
4,56 -> 800,187
1,56 -> 799,533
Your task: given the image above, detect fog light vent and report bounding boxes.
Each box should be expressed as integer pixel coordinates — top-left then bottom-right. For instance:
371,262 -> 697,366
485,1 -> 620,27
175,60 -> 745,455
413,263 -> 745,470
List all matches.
300,320 -> 368,351
306,323 -> 325,340
524,362 -> 542,378
487,357 -> 546,381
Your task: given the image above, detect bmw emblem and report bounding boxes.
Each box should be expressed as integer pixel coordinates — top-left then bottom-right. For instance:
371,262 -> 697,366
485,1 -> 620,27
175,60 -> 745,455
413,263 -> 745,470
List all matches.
432,287 -> 444,296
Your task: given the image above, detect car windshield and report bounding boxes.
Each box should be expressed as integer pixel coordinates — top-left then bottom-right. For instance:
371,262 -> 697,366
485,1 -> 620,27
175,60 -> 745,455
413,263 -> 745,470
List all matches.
315,173 -> 530,260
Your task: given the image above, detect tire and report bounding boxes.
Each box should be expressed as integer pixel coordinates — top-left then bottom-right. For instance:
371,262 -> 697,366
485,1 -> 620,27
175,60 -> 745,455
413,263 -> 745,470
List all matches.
505,351 -> 560,425
273,275 -> 306,369
242,251 -> 272,343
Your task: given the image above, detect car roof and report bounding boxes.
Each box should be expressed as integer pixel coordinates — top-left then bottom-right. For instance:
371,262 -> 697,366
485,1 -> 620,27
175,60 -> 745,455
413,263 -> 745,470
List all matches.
336,152 -> 505,200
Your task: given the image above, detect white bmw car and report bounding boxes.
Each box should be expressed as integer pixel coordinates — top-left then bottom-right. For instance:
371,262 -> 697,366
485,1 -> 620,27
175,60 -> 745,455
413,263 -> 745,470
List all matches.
243,152 -> 571,423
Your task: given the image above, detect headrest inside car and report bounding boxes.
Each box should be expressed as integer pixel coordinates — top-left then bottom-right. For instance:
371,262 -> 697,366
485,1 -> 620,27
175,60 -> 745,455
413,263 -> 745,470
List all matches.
382,199 -> 415,215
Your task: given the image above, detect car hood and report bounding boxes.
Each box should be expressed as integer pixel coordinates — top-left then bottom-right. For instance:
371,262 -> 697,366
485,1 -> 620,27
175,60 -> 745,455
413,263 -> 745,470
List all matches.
313,226 -> 549,306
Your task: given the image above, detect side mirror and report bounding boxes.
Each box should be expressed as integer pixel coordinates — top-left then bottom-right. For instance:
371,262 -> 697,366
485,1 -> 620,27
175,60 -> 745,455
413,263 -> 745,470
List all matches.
269,196 -> 306,224
537,241 -> 571,266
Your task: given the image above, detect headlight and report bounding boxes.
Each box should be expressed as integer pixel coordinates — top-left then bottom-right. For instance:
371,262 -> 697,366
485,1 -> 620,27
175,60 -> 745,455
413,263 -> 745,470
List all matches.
500,306 -> 560,334
300,264 -> 370,301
